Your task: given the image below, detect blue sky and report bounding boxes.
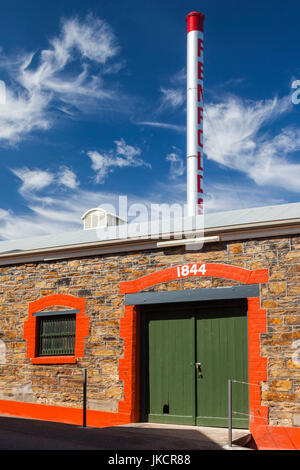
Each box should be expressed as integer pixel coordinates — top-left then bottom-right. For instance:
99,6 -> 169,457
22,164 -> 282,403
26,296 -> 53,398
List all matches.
0,0 -> 300,239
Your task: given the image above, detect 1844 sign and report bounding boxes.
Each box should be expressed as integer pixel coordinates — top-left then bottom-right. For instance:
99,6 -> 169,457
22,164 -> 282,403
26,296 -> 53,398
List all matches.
176,264 -> 206,278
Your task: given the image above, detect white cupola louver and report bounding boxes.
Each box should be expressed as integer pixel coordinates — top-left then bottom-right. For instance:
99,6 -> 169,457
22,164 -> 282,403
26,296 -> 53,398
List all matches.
81,208 -> 126,230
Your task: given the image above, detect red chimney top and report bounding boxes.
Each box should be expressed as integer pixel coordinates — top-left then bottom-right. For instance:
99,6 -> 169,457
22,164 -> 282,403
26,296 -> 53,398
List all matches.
186,11 -> 205,33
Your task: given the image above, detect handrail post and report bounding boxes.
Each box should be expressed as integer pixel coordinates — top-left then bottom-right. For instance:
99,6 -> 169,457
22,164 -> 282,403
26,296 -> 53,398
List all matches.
83,368 -> 87,427
228,379 -> 232,447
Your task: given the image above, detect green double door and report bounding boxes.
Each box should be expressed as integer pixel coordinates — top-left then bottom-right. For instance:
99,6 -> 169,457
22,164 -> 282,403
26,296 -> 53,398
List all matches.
142,300 -> 249,429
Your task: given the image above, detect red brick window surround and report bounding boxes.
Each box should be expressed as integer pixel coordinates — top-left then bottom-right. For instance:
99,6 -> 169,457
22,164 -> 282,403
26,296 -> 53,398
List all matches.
24,294 -> 89,364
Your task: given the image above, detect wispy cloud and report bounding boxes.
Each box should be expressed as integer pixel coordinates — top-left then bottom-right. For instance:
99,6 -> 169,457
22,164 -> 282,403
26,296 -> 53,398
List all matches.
158,87 -> 185,110
133,68 -> 186,133
0,189 -> 100,240
0,14 -> 121,145
204,182 -> 286,213
170,68 -> 186,85
87,138 -> 151,183
1,153 -> 293,242
57,166 -> 79,189
10,167 -> 54,194
203,94 -> 300,192
166,148 -> 185,179
148,68 -> 186,121
136,121 -> 185,132
0,178 -> 154,240
11,165 -> 79,200
158,68 -> 186,111
1,164 -> 115,239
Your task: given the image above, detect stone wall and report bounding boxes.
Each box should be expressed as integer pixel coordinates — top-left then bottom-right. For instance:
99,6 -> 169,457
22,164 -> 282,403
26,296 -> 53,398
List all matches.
0,235 -> 299,426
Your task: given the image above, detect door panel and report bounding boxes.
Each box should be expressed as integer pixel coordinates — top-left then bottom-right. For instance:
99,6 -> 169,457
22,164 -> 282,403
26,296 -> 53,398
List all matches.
196,304 -> 248,428
146,310 -> 195,425
142,300 -> 248,429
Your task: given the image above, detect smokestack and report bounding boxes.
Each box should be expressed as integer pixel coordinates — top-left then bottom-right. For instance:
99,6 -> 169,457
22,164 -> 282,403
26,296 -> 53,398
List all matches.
186,11 -> 205,216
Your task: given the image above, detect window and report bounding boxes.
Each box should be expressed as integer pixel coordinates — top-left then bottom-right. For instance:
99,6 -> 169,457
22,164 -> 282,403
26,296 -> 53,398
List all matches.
38,314 -> 76,357
24,294 -> 89,365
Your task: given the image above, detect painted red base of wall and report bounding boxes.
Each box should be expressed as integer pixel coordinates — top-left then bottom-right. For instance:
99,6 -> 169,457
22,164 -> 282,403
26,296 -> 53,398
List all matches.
0,399 -> 299,450
0,399 -> 132,428
251,424 -> 300,450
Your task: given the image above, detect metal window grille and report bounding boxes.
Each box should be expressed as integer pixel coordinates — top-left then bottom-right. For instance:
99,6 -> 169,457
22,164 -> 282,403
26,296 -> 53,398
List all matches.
38,314 -> 76,356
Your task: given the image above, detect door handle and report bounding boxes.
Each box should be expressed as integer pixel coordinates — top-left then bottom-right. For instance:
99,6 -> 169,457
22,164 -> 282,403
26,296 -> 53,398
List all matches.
195,362 -> 203,378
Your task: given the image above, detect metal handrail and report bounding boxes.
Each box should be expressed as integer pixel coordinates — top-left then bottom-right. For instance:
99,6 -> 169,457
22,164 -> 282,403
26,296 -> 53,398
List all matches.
82,368 -> 87,427
227,378 -> 269,449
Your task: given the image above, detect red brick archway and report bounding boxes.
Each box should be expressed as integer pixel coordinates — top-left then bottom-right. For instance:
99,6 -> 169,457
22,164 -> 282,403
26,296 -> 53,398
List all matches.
119,262 -> 268,294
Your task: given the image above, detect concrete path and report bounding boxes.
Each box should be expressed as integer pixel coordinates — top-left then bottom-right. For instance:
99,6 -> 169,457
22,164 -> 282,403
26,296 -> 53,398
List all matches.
0,415 -> 252,450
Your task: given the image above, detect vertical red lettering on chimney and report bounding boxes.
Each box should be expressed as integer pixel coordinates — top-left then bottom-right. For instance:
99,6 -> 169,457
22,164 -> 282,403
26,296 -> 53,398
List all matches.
198,107 -> 203,125
198,62 -> 204,81
197,84 -> 204,104
197,198 -> 203,215
198,152 -> 203,171
198,38 -> 204,57
197,174 -> 203,193
198,129 -> 203,148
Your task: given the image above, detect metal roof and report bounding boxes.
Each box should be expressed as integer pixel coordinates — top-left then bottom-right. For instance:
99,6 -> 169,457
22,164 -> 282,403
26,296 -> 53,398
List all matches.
205,201 -> 300,228
0,201 -> 299,257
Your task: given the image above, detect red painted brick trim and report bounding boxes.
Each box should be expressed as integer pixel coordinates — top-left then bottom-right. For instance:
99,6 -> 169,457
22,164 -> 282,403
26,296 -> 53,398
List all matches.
23,294 -> 89,364
247,297 -> 269,442
31,356 -> 77,364
247,296 -> 300,450
119,263 -> 268,293
118,305 -> 141,421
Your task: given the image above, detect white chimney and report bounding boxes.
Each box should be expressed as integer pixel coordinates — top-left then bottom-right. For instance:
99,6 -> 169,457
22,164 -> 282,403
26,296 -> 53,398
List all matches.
186,11 -> 205,216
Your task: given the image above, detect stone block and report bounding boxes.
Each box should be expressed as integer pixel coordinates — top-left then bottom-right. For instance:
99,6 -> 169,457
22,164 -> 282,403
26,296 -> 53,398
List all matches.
269,282 -> 286,295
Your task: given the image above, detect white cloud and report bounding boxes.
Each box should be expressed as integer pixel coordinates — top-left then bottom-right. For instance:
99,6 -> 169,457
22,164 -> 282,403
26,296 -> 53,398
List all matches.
58,14 -> 119,64
57,166 -> 79,189
204,95 -> 290,167
0,208 -> 78,240
10,167 -> 54,193
157,67 -> 186,112
18,14 -> 119,91
204,183 -> 286,213
11,165 -> 79,198
135,121 -> 185,132
166,150 -> 185,179
0,14 -> 121,145
170,68 -> 186,84
0,87 -> 51,143
0,184 -> 152,240
87,138 -> 151,183
159,87 -> 185,109
203,94 -> 300,192
0,156 -> 293,241
149,176 -> 288,215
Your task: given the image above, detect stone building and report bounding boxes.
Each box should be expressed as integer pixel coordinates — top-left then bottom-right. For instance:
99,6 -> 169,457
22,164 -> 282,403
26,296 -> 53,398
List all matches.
0,201 -> 299,450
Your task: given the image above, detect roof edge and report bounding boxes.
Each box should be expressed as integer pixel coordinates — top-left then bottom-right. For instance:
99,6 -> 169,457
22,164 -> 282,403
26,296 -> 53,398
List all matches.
0,219 -> 299,265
